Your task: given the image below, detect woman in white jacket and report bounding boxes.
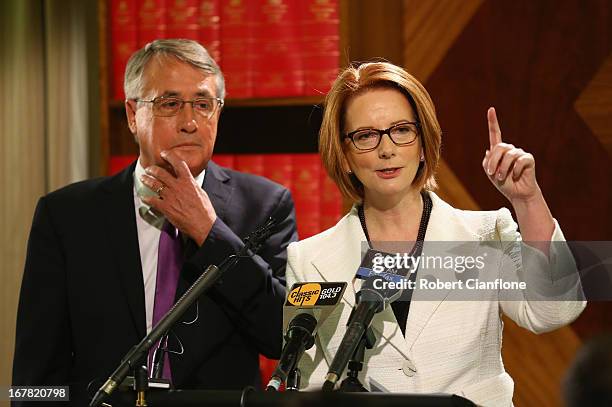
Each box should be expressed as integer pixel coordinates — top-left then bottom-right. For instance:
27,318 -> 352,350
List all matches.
285,62 -> 585,406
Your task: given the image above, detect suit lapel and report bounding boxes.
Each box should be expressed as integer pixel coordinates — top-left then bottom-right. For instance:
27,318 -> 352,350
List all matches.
101,163 -> 147,339
404,192 -> 480,350
310,206 -> 364,308
203,161 -> 232,223
176,160 -> 233,295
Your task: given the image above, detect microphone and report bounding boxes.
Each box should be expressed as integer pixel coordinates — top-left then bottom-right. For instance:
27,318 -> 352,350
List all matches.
266,281 -> 347,391
266,313 -> 316,391
322,249 -> 406,391
286,367 -> 301,391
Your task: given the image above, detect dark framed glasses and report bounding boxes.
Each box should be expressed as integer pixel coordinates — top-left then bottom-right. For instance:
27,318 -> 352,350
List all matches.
345,122 -> 420,151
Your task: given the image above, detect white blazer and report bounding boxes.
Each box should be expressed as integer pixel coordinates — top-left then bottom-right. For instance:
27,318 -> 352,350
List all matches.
286,192 -> 585,406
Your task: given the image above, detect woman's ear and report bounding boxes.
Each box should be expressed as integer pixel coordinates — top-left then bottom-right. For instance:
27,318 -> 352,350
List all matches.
341,152 -> 352,174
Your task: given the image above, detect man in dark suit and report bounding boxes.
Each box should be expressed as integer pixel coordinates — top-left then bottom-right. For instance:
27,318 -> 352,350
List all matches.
12,39 -> 297,406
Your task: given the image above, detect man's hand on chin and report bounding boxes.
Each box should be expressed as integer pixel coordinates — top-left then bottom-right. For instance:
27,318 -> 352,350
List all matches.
140,150 -> 216,246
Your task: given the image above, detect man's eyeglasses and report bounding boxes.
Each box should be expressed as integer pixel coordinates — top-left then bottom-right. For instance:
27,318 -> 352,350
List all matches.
344,122 -> 420,151
137,96 -> 224,119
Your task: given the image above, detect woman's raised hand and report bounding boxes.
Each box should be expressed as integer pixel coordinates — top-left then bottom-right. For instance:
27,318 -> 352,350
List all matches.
482,107 -> 542,205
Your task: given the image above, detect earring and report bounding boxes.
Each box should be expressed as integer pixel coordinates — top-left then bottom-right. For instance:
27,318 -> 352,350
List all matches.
347,169 -> 353,174
420,152 -> 425,162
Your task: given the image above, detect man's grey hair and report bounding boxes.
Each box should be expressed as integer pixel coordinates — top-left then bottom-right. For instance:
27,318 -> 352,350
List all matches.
124,39 -> 225,100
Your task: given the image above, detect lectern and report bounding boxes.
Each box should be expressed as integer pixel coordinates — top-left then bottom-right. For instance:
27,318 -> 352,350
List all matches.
111,388 -> 475,407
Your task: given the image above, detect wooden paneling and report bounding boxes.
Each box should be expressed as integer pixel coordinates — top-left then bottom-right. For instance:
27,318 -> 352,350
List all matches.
434,159 -> 479,210
425,0 -> 612,241
501,316 -> 582,407
403,0 -> 483,83
403,1 -> 612,405
402,0 -> 483,212
575,54 -> 612,158
344,0 -> 404,65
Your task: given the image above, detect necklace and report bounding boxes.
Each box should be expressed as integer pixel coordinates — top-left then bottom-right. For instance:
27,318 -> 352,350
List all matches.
358,191 -> 432,254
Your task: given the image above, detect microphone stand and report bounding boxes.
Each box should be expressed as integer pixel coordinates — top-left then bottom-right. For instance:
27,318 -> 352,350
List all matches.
89,219 -> 276,407
134,365 -> 148,407
322,293 -> 383,391
339,313 -> 376,392
148,332 -> 171,390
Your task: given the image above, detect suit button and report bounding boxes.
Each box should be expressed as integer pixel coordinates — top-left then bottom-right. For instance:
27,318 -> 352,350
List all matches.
402,359 -> 417,377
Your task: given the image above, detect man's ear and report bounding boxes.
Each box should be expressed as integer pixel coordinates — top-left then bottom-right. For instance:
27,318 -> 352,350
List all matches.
125,99 -> 137,134
214,107 -> 223,121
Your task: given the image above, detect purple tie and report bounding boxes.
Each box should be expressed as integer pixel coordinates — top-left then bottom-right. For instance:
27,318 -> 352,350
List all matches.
149,220 -> 182,382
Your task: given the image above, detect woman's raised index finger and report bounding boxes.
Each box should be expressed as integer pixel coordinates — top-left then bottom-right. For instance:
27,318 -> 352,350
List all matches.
487,107 -> 503,148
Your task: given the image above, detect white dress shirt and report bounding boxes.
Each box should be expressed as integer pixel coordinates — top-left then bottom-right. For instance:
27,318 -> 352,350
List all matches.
133,159 -> 205,334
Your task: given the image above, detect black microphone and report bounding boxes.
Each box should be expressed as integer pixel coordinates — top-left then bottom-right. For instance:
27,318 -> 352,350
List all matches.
266,313 -> 316,391
322,250 -> 405,391
266,281 -> 347,391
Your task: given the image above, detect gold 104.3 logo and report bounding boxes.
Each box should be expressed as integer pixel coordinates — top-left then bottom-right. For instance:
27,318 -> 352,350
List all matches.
286,282 -> 345,307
